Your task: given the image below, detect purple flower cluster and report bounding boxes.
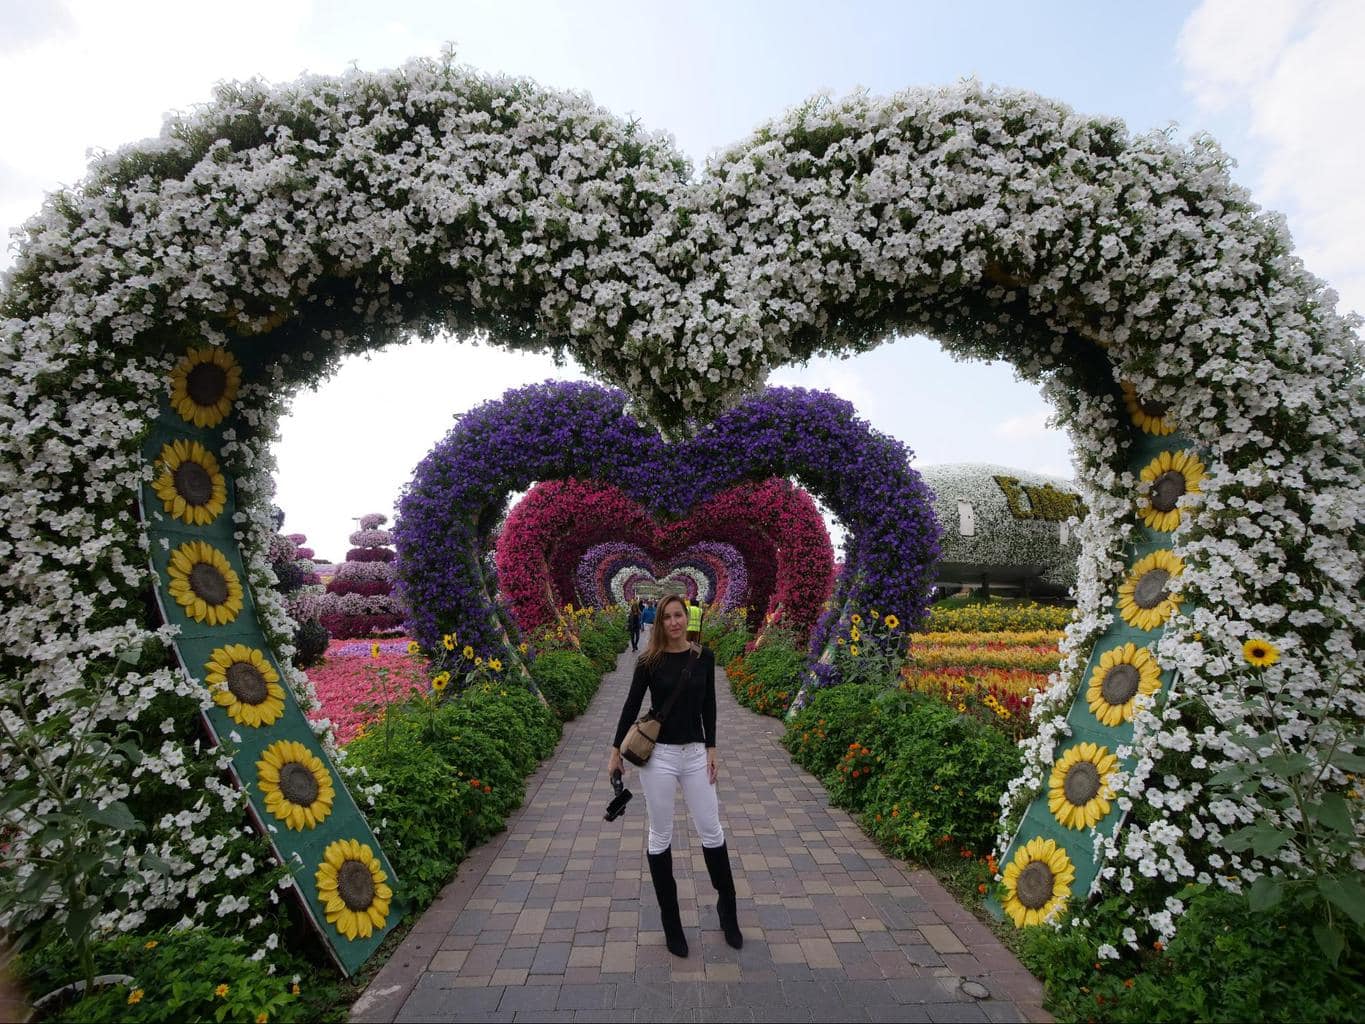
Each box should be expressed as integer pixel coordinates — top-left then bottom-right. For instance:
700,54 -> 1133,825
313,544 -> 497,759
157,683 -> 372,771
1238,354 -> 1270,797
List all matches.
394,382 -> 940,663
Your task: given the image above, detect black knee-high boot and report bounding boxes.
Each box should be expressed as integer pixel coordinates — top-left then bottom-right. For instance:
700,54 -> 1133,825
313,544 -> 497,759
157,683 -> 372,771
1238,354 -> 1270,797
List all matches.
646,847 -> 689,958
702,841 -> 743,949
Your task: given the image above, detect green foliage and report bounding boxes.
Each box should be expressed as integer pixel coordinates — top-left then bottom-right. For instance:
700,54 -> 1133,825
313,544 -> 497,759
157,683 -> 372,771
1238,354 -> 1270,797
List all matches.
585,606 -> 629,669
728,628 -> 804,717
18,929 -> 309,1023
700,607 -> 751,666
1018,886 -> 1365,1023
782,683 -> 886,778
343,688 -> 539,904
924,600 -> 1072,633
292,620 -> 330,669
468,680 -> 561,760
785,685 -> 1018,861
1197,660 -> 1365,963
529,650 -> 601,720
860,692 -> 1020,859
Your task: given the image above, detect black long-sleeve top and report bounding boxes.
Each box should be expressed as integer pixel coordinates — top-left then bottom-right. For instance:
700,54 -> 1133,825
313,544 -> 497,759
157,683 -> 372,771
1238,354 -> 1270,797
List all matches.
612,647 -> 717,749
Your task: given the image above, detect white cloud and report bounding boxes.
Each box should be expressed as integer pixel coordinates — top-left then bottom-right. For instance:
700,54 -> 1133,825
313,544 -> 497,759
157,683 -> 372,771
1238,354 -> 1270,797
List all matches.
1178,0 -> 1365,317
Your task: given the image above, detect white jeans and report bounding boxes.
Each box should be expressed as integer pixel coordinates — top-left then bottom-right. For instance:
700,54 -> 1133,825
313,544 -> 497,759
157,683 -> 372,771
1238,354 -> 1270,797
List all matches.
639,742 -> 725,854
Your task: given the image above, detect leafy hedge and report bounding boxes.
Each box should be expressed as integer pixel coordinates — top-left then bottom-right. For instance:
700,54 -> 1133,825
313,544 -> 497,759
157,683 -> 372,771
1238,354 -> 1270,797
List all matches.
727,628 -> 804,718
530,650 -> 602,721
784,685 -> 1019,861
700,607 -> 751,666
1017,885 -> 1365,1023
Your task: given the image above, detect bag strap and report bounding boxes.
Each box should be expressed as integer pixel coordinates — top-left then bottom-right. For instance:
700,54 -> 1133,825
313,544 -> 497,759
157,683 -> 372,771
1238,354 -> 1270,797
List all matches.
650,646 -> 700,724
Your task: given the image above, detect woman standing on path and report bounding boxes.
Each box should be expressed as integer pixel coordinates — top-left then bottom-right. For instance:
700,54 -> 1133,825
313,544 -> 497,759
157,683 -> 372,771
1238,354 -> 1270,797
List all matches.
607,594 -> 743,958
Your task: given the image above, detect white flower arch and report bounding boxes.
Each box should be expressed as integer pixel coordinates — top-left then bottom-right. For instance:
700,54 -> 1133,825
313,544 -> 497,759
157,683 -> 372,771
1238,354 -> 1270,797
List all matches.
1,55 -> 1360,962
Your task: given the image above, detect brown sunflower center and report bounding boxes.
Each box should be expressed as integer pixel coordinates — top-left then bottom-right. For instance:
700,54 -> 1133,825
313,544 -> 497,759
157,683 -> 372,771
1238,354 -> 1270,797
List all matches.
189,561 -> 229,606
1101,663 -> 1140,705
1149,470 -> 1186,513
1133,568 -> 1170,609
1016,860 -> 1056,910
1138,396 -> 1169,418
1063,760 -> 1102,806
1249,645 -> 1268,659
173,459 -> 215,507
337,860 -> 376,911
226,662 -> 269,705
186,361 -> 228,407
278,761 -> 320,807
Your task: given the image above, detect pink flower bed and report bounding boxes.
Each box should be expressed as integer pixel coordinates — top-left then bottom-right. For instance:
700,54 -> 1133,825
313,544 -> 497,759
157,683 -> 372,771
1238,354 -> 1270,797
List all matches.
305,637 -> 427,743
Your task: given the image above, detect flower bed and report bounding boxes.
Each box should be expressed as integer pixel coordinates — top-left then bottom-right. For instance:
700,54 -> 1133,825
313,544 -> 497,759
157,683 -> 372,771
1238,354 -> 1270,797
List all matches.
304,639 -> 428,744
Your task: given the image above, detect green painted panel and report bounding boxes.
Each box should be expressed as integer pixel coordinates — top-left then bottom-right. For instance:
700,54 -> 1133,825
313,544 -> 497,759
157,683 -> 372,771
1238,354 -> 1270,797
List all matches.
990,423 -> 1200,926
142,350 -> 403,976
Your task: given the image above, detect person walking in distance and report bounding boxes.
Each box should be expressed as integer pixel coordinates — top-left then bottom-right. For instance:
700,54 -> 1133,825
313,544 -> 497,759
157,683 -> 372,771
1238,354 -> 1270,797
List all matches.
607,594 -> 742,956
627,598 -> 642,652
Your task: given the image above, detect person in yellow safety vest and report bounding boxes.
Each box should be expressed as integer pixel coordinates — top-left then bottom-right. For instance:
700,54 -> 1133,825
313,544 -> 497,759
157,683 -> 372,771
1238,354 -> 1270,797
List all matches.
685,599 -> 702,643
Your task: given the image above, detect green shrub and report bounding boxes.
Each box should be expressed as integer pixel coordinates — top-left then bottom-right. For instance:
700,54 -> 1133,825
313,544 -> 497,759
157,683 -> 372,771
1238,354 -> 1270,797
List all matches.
444,685 -> 538,775
1017,886 -> 1365,1023
782,683 -> 886,777
529,650 -> 600,720
728,628 -> 804,717
860,692 -> 1021,860
578,625 -> 620,672
344,692 -> 528,901
337,735 -> 468,908
18,929 -> 308,1023
701,608 -> 751,665
469,680 -> 561,759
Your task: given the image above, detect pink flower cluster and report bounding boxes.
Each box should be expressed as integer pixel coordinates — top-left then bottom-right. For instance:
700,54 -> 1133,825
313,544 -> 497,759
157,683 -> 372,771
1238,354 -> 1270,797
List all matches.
319,513 -> 405,637
304,638 -> 427,743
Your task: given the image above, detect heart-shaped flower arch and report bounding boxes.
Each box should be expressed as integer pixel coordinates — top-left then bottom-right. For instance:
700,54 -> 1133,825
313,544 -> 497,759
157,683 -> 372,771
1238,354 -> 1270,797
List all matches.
395,382 -> 930,661
0,55 -> 1360,967
494,476 -> 833,637
573,540 -> 750,610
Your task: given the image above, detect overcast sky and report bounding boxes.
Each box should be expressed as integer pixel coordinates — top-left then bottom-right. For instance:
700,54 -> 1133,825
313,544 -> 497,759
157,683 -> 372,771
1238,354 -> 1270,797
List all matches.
3,0 -> 1360,561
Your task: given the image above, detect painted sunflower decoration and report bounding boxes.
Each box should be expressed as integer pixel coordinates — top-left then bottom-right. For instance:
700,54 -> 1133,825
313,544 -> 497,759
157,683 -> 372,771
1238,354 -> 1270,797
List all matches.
1137,450 -> 1206,532
205,645 -> 286,727
1121,381 -> 1176,436
257,740 -> 335,830
1048,742 -> 1120,830
1001,837 -> 1075,927
1086,642 -> 1163,726
1117,549 -> 1183,631
315,839 -> 393,940
153,439 -> 228,526
169,346 -> 242,428
167,540 -> 244,625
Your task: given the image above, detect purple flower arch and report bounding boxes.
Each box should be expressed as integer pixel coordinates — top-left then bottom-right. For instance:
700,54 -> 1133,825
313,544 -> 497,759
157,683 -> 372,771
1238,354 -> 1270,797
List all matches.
394,381 -> 941,667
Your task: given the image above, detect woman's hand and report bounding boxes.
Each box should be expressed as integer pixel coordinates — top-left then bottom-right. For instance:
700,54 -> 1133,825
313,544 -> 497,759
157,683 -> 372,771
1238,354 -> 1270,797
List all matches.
706,748 -> 718,785
608,748 -> 623,778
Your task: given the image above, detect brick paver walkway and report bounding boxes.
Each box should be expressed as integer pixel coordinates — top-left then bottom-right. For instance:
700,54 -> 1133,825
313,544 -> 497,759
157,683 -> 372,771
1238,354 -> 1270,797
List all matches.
353,644 -> 1049,1023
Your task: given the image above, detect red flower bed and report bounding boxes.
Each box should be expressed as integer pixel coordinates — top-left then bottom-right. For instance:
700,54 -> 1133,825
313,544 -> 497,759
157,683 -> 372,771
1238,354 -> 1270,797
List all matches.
305,638 -> 427,743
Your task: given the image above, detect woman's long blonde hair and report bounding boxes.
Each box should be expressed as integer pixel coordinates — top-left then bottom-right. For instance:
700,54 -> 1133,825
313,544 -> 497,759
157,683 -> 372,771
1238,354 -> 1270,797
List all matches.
639,593 -> 689,669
